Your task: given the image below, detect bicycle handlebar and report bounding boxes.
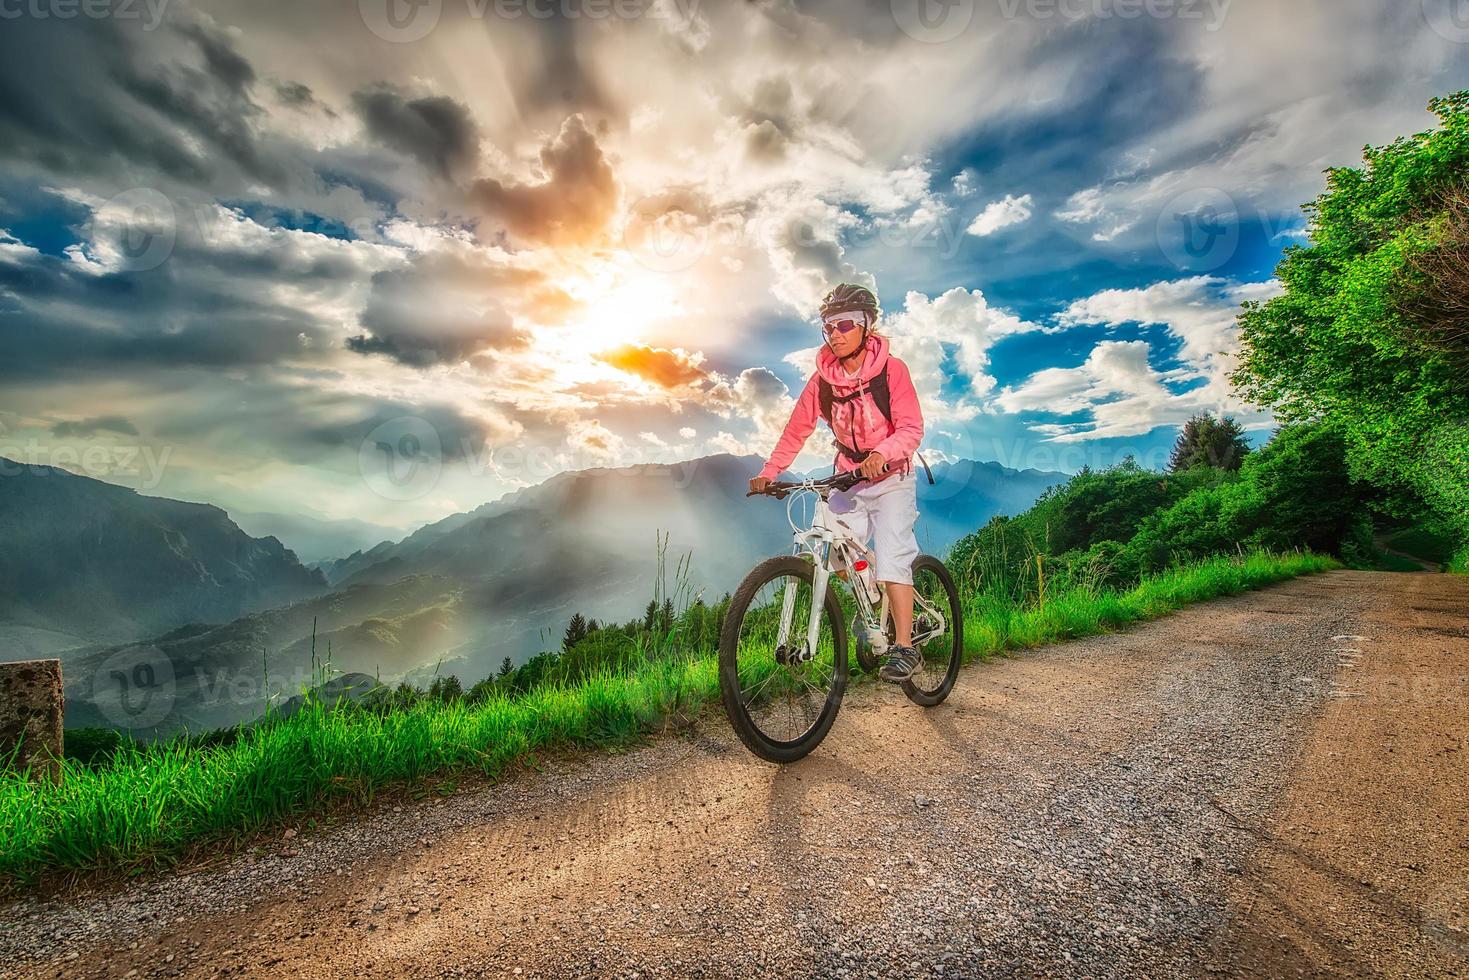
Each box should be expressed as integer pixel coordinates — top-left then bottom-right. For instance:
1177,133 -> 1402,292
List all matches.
746,469 -> 876,498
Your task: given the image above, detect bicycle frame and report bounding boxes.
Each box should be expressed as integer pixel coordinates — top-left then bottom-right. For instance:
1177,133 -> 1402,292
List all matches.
772,477 -> 947,663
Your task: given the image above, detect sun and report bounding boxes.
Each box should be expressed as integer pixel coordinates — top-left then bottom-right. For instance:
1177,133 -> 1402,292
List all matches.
567,263 -> 684,352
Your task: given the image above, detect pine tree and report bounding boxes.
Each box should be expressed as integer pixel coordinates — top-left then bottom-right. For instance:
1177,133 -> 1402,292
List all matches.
659,597 -> 674,632
642,600 -> 658,631
563,612 -> 589,651
498,656 -> 514,679
586,618 -> 600,634
428,675 -> 462,702
1169,413 -> 1252,472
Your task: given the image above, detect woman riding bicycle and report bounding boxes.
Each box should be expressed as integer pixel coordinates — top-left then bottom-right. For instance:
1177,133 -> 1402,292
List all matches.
748,282 -> 926,683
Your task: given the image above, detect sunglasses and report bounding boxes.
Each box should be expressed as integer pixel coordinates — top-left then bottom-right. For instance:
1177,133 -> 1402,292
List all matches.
821,314 -> 867,336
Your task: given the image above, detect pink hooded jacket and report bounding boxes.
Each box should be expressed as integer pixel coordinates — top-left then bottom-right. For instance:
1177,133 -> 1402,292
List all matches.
757,333 -> 924,484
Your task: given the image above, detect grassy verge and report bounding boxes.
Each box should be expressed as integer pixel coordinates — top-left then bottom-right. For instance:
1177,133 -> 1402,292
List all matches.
0,549 -> 1336,887
962,549 -> 1336,654
1449,544 -> 1469,575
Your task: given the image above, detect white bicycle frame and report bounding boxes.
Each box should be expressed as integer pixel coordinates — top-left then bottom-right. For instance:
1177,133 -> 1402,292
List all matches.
773,478 -> 947,664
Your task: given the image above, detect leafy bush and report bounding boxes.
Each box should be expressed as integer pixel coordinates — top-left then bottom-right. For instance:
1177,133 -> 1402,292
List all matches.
1127,425 -> 1370,572
551,629 -> 639,684
949,458 -> 1186,600
63,728 -> 133,766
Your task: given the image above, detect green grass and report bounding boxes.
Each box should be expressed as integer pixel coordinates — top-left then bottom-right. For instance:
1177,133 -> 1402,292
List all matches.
0,549 -> 1337,887
959,549 -> 1337,657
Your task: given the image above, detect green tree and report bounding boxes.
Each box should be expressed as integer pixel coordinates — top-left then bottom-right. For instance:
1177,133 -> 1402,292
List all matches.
642,600 -> 658,631
1169,414 -> 1252,473
563,612 -> 588,652
466,677 -> 498,703
1127,424 -> 1372,573
497,656 -> 514,679
428,675 -> 462,702
1232,91 -> 1469,560
511,652 -> 557,694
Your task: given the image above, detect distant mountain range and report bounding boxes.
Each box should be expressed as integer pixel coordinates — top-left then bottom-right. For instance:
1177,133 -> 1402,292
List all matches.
228,509 -> 405,566
2,453 -> 1064,735
0,458 -> 327,658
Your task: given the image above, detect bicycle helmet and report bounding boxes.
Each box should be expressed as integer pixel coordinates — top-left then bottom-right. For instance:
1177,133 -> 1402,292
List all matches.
818,283 -> 880,322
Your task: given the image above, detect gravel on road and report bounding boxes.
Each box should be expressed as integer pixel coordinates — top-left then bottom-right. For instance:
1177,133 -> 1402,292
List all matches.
3,569 -> 1465,979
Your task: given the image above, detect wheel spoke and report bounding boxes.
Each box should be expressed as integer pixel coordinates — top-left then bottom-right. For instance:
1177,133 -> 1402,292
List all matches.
726,568 -> 841,746
902,563 -> 961,701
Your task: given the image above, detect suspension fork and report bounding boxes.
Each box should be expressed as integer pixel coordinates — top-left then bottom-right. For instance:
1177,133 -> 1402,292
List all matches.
774,542 -> 829,661
806,553 -> 832,660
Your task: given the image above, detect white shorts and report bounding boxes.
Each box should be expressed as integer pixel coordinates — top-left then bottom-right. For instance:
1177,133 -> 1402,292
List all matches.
831,470 -> 920,586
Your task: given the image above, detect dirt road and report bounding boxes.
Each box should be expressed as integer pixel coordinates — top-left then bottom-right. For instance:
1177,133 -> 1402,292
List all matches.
5,570 -> 1467,978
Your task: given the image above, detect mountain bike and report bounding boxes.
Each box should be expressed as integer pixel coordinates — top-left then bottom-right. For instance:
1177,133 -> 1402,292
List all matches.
719,470 -> 964,763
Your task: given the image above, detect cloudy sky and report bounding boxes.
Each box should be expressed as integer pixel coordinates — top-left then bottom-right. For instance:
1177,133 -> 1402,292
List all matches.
1,0 -> 1465,532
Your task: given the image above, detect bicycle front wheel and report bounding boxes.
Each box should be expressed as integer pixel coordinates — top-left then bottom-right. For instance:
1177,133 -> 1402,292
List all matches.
719,555 -> 849,763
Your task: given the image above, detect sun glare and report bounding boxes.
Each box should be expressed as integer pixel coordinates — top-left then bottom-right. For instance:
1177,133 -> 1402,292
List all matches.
568,264 -> 684,352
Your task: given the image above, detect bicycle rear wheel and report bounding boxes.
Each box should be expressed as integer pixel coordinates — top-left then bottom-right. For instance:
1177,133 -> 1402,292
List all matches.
719,555 -> 849,763
901,554 -> 964,706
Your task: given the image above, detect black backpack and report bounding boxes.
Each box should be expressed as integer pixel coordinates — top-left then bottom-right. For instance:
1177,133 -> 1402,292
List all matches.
818,365 -> 934,484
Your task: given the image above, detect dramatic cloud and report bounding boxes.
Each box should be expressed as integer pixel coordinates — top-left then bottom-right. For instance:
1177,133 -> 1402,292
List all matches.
885,288 -> 1045,405
998,278 -> 1278,442
1,0 -> 1464,526
353,86 -> 480,180
596,345 -> 709,389
347,249 -> 538,367
0,198 -> 394,380
1058,276 -> 1280,374
967,194 -> 1034,237
996,340 -> 1194,442
469,114 -> 618,247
